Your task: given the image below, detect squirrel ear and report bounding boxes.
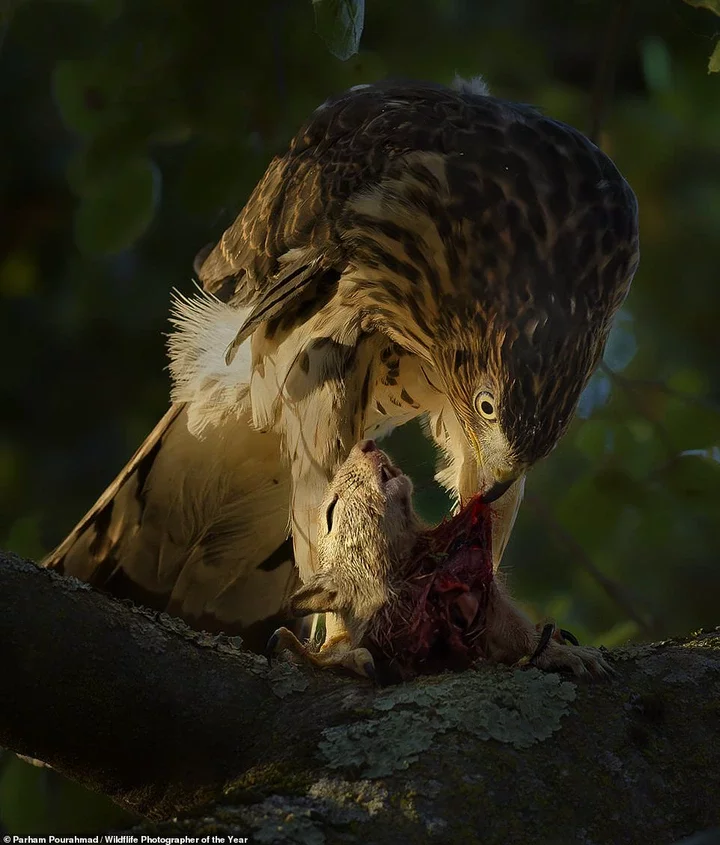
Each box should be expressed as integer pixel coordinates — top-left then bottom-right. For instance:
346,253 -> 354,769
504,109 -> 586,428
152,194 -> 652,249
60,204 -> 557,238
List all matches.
289,573 -> 340,616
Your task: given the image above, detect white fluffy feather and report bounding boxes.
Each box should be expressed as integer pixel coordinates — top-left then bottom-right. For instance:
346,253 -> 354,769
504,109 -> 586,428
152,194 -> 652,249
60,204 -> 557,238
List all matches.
452,75 -> 490,97
167,288 -> 254,438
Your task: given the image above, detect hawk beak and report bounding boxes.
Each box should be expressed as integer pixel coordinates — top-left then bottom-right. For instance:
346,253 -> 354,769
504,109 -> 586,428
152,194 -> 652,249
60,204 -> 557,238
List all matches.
480,478 -> 515,504
464,427 -> 518,504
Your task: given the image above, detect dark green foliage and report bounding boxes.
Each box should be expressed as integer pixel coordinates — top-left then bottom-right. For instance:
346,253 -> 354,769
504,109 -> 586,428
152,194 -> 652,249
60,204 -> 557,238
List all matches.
682,0 -> 720,70
313,0 -> 365,61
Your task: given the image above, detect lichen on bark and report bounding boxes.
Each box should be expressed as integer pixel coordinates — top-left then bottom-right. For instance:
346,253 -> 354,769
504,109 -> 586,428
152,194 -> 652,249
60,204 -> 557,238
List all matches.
318,667 -> 577,777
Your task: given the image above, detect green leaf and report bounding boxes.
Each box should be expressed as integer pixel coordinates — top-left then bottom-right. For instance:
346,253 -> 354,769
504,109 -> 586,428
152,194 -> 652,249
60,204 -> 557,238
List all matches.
312,0 -> 365,60
684,0 -> 720,69
667,368 -> 709,395
709,40 -> 720,73
74,157 -> 161,255
612,422 -> 666,480
640,36 -> 673,93
662,395 -> 720,452
683,0 -> 720,15
52,59 -> 115,136
574,419 -> 613,460
81,120 -> 155,185
656,453 -> 720,502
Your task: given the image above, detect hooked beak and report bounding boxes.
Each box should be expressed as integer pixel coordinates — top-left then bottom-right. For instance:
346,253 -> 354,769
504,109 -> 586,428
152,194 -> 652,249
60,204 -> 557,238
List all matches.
480,477 -> 515,504
464,427 -> 518,504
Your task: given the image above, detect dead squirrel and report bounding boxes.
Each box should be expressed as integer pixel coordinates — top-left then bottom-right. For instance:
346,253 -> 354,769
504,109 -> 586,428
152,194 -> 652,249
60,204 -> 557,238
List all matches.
269,440 -> 611,681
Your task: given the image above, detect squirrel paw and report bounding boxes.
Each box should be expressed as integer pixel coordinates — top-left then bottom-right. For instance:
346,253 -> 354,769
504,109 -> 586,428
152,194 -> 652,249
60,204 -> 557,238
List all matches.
266,627 -> 376,681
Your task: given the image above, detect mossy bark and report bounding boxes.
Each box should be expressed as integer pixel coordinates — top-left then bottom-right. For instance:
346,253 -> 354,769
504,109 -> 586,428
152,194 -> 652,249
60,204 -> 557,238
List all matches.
1,553 -> 718,844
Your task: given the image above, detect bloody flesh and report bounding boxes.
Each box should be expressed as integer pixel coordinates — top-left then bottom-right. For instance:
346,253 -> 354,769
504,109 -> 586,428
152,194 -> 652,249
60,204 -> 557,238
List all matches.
367,494 -> 495,680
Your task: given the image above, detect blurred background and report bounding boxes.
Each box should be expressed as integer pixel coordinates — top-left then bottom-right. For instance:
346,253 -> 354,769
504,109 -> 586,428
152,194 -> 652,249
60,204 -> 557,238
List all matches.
1,0 -> 719,833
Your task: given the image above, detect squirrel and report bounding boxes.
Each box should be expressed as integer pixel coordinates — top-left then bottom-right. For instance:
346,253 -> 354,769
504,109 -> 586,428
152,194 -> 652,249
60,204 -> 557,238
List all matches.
268,440 -> 611,681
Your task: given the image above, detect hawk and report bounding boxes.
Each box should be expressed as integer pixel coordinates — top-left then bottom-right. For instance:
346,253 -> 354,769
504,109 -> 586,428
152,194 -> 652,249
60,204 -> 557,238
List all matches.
44,77 -> 639,650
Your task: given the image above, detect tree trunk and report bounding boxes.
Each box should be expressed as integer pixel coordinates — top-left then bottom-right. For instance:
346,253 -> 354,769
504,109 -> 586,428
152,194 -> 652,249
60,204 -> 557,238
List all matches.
1,552 -> 718,845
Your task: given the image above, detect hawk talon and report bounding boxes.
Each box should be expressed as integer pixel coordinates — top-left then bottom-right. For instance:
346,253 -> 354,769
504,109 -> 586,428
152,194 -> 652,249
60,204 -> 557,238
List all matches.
559,628 -> 580,647
528,622 -> 556,666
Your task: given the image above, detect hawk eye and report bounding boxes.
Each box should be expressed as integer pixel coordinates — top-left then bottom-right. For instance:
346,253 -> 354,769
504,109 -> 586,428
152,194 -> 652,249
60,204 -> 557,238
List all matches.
474,390 -> 497,421
325,496 -> 339,533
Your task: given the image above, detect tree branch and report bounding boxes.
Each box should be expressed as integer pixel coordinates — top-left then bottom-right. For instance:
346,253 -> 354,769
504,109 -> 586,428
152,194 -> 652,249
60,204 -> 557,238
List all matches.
0,553 -> 347,819
1,552 -> 719,844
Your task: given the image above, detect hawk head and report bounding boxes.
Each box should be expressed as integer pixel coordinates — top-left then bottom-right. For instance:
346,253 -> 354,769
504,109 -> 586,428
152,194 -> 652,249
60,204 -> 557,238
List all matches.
351,108 -> 639,502
433,305 -> 628,502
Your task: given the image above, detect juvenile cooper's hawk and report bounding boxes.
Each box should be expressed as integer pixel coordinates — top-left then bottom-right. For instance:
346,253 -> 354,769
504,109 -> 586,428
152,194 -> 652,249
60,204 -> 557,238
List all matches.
44,77 -> 639,648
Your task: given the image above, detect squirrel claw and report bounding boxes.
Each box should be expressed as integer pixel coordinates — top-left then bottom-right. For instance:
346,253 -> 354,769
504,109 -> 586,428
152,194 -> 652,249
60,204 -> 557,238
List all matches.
265,631 -> 280,665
